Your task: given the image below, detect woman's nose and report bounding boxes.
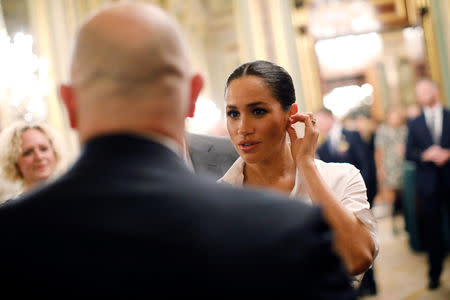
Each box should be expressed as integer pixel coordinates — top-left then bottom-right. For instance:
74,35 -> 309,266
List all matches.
34,150 -> 45,160
238,117 -> 254,136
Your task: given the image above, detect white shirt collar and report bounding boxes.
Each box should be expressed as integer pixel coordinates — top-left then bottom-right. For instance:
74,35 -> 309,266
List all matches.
329,122 -> 343,149
423,103 -> 443,143
423,103 -> 443,116
182,137 -> 195,173
219,156 -> 312,204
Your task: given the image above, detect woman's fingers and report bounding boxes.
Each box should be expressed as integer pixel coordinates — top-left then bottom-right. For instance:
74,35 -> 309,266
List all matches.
290,112 -> 317,129
286,122 -> 298,142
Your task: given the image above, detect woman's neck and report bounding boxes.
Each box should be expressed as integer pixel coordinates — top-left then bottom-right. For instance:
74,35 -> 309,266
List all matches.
23,182 -> 36,193
243,142 -> 296,194
23,179 -> 44,192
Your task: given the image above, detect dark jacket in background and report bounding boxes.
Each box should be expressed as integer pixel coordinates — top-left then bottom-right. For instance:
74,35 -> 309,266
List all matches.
406,109 -> 450,281
406,110 -> 450,197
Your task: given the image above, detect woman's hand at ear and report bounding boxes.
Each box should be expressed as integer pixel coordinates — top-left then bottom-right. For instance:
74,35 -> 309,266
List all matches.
286,112 -> 319,165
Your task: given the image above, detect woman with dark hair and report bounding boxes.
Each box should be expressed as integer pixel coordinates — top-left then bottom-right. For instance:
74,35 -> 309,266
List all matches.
219,60 -> 377,280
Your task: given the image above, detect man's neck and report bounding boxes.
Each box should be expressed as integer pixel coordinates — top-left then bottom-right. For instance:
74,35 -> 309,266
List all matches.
80,129 -> 184,157
424,101 -> 442,110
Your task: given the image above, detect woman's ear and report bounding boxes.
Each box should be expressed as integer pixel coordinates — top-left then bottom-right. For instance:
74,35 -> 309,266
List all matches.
288,103 -> 298,117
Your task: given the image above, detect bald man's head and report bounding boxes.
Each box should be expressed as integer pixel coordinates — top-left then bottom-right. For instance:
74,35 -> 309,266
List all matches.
61,2 -> 203,146
71,3 -> 189,89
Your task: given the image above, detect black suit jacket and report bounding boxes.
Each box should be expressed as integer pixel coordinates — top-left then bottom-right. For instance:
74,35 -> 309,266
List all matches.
187,133 -> 238,180
317,129 -> 375,201
406,109 -> 450,196
0,134 -> 355,298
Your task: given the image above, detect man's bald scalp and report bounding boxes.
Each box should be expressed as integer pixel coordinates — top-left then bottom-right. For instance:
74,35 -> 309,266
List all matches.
70,2 -> 191,96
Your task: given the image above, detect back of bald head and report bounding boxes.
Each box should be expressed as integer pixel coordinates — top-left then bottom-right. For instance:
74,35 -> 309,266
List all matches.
71,2 -> 191,103
64,2 -> 199,144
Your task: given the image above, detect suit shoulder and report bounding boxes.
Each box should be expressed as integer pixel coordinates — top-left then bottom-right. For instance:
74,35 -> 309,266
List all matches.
188,133 -> 229,144
410,113 -> 424,124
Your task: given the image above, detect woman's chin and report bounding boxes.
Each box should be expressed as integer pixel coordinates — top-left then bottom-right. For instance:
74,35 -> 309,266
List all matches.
240,153 -> 261,164
33,172 -> 52,184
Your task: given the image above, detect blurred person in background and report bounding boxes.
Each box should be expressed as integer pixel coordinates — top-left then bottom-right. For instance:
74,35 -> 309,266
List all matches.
220,61 -> 377,283
406,102 -> 422,125
374,106 -> 408,233
406,78 -> 450,290
0,120 -> 66,203
353,111 -> 378,210
315,108 -> 373,203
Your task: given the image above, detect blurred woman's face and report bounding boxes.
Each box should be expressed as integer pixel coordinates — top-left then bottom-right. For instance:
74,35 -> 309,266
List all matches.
17,128 -> 56,187
387,110 -> 404,127
225,75 -> 290,164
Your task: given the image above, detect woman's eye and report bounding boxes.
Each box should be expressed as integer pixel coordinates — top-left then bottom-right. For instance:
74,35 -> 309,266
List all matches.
252,108 -> 267,116
39,146 -> 49,152
227,110 -> 239,119
22,150 -> 32,156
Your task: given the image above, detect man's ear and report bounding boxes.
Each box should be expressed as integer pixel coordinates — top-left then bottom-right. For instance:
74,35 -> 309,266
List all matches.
288,103 -> 298,117
59,84 -> 77,129
186,73 -> 204,118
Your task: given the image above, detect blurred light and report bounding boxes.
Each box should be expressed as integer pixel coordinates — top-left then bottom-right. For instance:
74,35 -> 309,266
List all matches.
323,84 -> 373,118
403,26 -> 425,62
361,83 -> 374,96
0,28 -> 49,123
315,32 -> 383,78
310,0 -> 380,39
186,96 -> 221,134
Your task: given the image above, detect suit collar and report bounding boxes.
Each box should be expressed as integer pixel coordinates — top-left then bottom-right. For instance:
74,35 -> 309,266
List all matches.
73,134 -> 189,173
416,113 -> 435,145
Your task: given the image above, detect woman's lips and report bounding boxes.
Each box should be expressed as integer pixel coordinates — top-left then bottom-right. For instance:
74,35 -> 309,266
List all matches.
238,141 -> 260,151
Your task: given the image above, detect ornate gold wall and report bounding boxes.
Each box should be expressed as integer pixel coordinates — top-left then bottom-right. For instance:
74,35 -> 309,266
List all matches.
2,0 -> 449,145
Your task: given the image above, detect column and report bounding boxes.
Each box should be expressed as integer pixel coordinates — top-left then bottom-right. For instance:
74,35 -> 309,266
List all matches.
431,0 -> 450,106
233,0 -> 307,110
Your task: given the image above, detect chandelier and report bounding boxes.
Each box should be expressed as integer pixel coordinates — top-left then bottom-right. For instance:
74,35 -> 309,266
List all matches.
0,3 -> 49,128
309,0 -> 381,39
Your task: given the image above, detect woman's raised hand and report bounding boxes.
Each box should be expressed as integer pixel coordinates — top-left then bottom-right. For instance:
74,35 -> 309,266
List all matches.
286,112 -> 319,165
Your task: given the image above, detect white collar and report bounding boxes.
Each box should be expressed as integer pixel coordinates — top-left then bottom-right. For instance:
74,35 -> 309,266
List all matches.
182,137 -> 195,173
329,122 -> 343,147
423,103 -> 442,115
218,156 -> 313,204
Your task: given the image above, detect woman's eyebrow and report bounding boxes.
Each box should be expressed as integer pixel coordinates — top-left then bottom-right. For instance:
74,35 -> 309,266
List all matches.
226,101 -> 267,110
247,101 -> 267,108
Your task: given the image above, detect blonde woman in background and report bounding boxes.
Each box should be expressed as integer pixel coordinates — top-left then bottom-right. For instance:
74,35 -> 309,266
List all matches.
0,121 -> 67,203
